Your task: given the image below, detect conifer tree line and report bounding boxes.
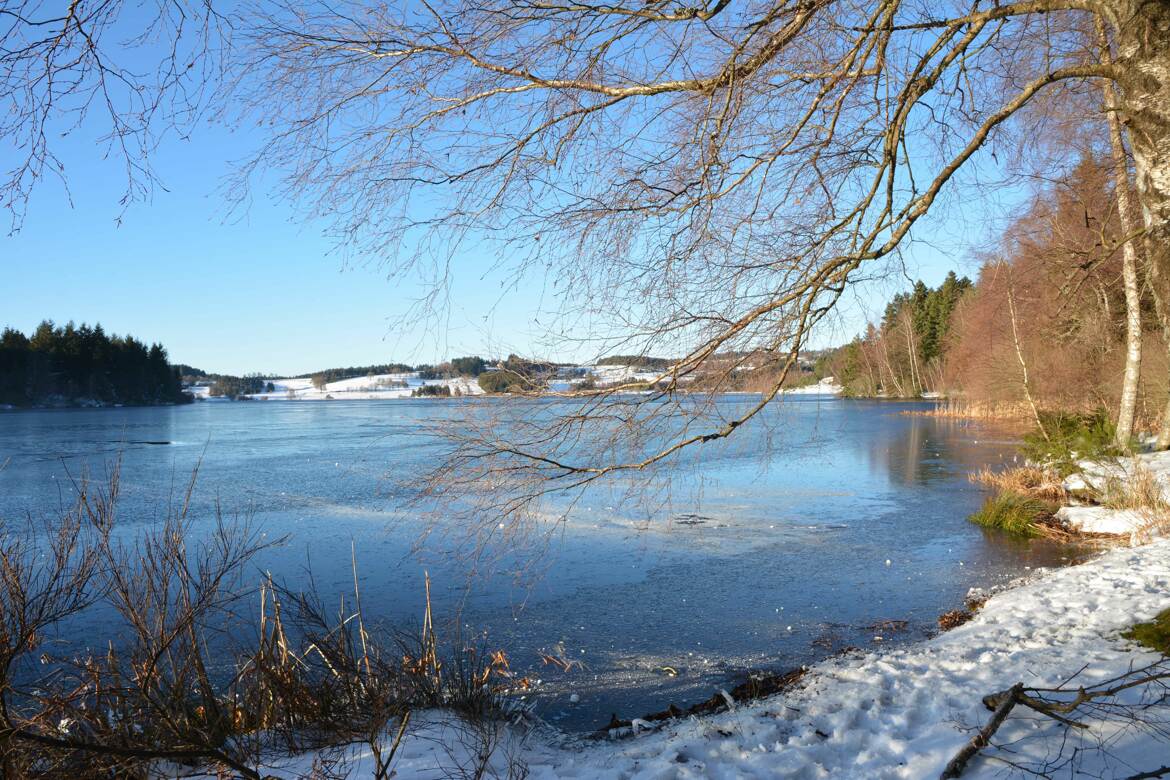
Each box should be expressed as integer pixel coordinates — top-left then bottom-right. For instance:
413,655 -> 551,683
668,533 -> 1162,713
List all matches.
827,156 -> 1168,429
0,321 -> 189,407
298,363 -> 415,385
829,273 -> 974,398
206,374 -> 272,399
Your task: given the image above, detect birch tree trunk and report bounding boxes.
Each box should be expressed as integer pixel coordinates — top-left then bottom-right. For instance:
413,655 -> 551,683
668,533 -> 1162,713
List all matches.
1098,21 -> 1143,450
1004,263 -> 1048,439
1114,1 -> 1170,447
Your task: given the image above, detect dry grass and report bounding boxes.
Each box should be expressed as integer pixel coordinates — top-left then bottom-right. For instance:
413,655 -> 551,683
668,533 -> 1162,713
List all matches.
1099,463 -> 1170,540
971,461 -> 1170,543
970,466 -> 1068,503
968,467 -> 1101,541
905,400 -> 1039,420
0,466 -> 524,780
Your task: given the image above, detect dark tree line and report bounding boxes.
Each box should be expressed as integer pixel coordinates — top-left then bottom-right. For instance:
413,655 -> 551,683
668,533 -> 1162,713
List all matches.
417,356 -> 492,379
207,374 -> 271,399
298,363 -> 414,385
0,321 -> 189,407
449,356 -> 486,377
595,356 -> 673,370
881,273 -> 974,366
174,364 -> 208,379
411,383 -> 452,397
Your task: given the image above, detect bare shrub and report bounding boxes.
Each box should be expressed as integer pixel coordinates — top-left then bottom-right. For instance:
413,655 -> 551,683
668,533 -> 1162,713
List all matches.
0,466 -> 522,779
944,659 -> 1170,778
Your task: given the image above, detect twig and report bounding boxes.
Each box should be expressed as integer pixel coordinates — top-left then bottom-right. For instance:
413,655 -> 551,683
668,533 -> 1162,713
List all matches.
939,683 -> 1022,779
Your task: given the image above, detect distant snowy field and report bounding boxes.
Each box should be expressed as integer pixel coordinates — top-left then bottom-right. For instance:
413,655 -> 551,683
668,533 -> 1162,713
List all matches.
782,376 -> 844,395
185,367 -> 846,401
218,373 -> 482,400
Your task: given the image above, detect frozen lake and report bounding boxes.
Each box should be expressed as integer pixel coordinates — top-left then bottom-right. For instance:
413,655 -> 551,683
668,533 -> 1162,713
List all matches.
0,396 -> 1081,730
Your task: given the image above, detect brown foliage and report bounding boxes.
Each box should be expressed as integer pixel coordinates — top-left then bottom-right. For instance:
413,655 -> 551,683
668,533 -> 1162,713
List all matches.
938,610 -> 974,632
845,155 -> 1167,423
945,157 -> 1165,416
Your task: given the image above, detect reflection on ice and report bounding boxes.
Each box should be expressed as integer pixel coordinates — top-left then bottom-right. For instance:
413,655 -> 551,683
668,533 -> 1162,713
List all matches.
0,397 -> 1075,731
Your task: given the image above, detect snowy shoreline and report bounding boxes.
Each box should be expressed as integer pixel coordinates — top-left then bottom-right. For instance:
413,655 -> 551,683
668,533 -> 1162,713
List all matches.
242,536 -> 1169,778
181,369 -> 846,403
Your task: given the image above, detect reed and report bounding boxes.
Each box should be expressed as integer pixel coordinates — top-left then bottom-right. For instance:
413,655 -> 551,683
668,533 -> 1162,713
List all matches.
904,400 -> 1038,420
969,491 -> 1060,538
969,466 -> 1068,503
0,466 -> 523,779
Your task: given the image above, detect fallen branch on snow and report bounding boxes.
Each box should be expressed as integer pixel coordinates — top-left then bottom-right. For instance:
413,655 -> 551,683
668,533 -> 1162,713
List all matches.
940,659 -> 1170,778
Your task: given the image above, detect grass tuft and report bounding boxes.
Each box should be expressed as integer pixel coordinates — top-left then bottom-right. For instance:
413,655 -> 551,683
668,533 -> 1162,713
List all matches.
969,490 -> 1059,537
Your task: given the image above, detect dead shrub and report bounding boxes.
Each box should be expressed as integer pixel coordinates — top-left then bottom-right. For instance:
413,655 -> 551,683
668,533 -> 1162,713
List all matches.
0,463 -> 521,779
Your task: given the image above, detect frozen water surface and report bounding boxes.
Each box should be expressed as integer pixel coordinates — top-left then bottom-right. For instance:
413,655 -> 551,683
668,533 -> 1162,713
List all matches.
0,396 -> 1086,731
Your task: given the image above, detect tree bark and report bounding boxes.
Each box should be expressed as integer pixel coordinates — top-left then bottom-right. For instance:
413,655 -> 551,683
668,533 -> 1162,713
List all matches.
1098,20 -> 1143,450
1113,1 -> 1170,447
939,683 -> 1023,779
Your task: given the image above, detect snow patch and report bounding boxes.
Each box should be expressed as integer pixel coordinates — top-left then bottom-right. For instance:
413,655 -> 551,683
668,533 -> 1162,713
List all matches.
1054,505 -> 1147,536
1063,450 -> 1170,501
782,376 -> 844,395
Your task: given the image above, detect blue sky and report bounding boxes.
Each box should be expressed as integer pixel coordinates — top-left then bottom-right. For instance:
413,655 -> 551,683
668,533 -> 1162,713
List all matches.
2,118 -> 567,375
2,70 -> 999,378
0,124 -> 990,376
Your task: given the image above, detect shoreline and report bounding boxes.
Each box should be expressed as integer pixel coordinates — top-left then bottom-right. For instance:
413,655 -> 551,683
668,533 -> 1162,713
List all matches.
2,389 -> 853,409
0,399 -> 191,411
248,536 -> 1170,778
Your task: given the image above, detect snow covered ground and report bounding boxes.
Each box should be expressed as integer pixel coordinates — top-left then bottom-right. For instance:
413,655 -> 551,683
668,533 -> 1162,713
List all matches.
781,377 -> 844,395
590,364 -> 671,385
191,373 -> 485,401
183,366 -> 847,402
220,537 -> 1170,779
185,383 -> 213,400
1064,450 -> 1170,500
1056,450 -> 1170,538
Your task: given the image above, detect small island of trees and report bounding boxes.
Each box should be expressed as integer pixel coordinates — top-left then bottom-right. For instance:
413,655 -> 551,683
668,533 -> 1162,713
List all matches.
0,321 -> 190,407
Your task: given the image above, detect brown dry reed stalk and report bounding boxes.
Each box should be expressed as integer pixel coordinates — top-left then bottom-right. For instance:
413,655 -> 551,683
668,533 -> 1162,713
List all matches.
0,463 -> 521,780
969,466 -> 1069,503
905,400 -> 1040,420
1098,463 -> 1170,540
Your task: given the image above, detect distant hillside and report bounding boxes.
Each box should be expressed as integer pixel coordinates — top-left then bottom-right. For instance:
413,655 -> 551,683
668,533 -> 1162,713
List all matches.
595,355 -> 674,369
294,363 -> 415,383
